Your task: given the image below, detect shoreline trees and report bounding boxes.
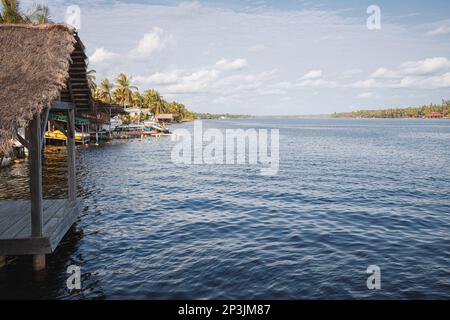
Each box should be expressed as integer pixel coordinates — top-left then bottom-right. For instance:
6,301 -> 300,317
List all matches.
91,71 -> 195,122
333,100 -> 450,119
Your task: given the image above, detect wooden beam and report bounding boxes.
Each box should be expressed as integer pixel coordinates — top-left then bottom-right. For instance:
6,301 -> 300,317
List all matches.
16,133 -> 29,149
66,78 -> 78,202
67,108 -> 77,202
40,107 -> 51,148
0,256 -> 5,268
51,101 -> 74,110
29,113 -> 43,238
33,255 -> 45,271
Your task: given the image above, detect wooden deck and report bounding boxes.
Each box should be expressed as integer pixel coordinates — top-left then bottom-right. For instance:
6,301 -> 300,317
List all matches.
0,199 -> 81,255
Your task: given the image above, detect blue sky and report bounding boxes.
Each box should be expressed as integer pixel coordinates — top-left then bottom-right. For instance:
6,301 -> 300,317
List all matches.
16,0 -> 450,115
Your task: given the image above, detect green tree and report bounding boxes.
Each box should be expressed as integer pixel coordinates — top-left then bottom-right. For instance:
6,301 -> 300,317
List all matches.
26,3 -> 51,24
86,69 -> 97,94
95,79 -> 114,104
167,101 -> 190,122
0,0 -> 51,24
131,91 -> 144,107
0,0 -> 25,23
113,73 -> 138,107
143,89 -> 166,115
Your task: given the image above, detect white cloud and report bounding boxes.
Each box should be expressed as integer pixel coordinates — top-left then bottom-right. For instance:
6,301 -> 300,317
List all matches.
297,70 -> 336,87
89,28 -> 174,65
298,79 -> 337,88
135,58 -> 249,94
129,27 -> 173,60
359,57 -> 450,89
357,92 -> 374,99
215,58 -> 248,71
372,67 -> 398,79
400,57 -> 450,76
78,1 -> 450,114
427,25 -> 450,36
89,48 -> 119,65
372,57 -> 450,79
353,79 -> 377,89
136,68 -> 220,94
135,71 -> 181,86
415,72 -> 450,89
135,66 -> 278,97
301,70 -> 322,80
166,70 -> 220,93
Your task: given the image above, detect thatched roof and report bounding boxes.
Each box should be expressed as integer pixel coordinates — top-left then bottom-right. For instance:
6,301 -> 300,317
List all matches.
0,24 -> 85,155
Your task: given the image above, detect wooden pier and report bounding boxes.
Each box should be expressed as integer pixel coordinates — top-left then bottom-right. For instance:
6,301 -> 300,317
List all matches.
0,102 -> 82,271
0,199 -> 82,255
0,24 -> 93,271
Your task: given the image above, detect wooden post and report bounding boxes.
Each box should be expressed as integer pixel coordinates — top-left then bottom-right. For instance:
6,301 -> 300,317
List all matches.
33,255 -> 45,271
0,256 -> 6,268
30,113 -> 43,238
30,113 -> 46,271
67,108 -> 77,202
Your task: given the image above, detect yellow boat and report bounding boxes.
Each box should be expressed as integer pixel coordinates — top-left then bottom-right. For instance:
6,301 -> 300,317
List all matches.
45,130 -> 87,142
45,130 -> 67,141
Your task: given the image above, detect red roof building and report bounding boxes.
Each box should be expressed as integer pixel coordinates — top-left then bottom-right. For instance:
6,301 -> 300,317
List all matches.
428,112 -> 444,118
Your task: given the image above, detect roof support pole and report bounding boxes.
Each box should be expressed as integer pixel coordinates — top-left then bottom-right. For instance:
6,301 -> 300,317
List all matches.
29,112 -> 43,238
67,108 -> 77,202
33,254 -> 46,271
40,107 -> 51,148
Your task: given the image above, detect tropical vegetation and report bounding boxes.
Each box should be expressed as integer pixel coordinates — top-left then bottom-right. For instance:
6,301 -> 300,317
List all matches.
90,71 -> 196,122
194,113 -> 252,120
2,1 -> 249,123
0,0 -> 51,24
333,100 -> 450,119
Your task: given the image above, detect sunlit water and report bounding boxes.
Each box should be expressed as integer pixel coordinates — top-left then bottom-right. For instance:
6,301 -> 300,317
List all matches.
0,118 -> 449,299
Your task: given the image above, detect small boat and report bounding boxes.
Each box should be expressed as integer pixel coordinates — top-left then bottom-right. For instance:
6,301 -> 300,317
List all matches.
143,120 -> 171,134
115,124 -> 146,132
45,130 -> 67,141
45,130 -> 90,143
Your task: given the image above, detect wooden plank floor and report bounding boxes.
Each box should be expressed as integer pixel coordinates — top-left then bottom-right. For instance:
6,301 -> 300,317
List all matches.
0,199 -> 81,255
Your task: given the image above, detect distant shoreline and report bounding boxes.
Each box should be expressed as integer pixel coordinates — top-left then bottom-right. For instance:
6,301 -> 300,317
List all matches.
193,115 -> 450,120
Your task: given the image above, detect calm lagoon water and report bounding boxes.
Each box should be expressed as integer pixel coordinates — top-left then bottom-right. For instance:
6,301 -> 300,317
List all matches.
0,118 -> 449,299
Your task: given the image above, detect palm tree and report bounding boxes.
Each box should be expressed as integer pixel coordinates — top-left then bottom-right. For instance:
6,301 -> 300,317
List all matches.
0,0 -> 51,24
131,91 -> 144,107
113,73 -> 138,107
143,89 -> 167,115
25,3 -> 51,24
0,0 -> 25,23
96,79 -> 114,104
86,69 -> 97,94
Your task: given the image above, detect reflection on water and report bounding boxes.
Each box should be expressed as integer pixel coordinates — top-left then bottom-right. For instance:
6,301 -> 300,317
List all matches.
0,119 -> 450,300
0,146 -> 70,200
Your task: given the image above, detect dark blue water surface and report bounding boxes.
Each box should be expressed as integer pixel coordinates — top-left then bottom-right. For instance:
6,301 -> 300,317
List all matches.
0,118 -> 449,299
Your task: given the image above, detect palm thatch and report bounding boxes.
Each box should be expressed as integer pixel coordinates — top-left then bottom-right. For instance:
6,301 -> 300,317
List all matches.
0,24 -> 77,155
